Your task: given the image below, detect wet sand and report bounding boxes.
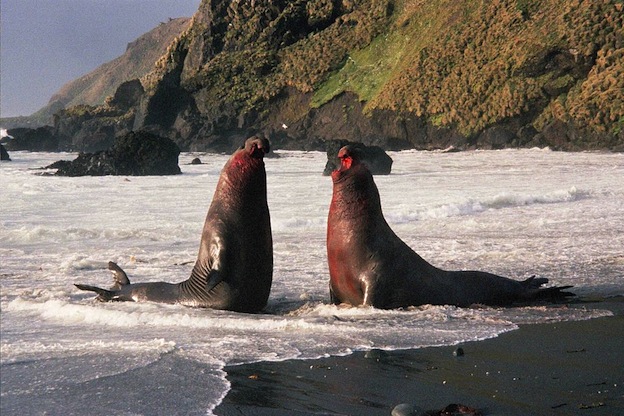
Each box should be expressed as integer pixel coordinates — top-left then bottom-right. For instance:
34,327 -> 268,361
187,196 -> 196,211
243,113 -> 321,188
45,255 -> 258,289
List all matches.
214,299 -> 624,416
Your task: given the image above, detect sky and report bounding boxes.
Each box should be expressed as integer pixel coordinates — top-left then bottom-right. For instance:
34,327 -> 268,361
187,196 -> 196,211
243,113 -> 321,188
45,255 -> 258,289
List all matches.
0,0 -> 201,118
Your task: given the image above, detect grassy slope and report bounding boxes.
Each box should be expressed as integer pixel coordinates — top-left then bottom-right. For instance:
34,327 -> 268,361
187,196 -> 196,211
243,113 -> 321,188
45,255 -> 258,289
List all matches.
313,0 -> 624,139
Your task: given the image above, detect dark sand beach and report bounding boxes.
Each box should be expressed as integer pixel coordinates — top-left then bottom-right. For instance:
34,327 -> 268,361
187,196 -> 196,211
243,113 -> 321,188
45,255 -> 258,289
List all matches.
215,299 -> 624,416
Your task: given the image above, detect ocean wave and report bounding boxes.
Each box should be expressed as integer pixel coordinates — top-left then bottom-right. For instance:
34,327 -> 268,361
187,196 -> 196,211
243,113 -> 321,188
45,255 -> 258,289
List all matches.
5,298 -> 354,333
273,217 -> 326,231
0,224 -> 182,245
479,304 -> 613,324
0,338 -> 175,364
386,187 -> 589,224
286,301 -> 612,327
58,255 -> 110,272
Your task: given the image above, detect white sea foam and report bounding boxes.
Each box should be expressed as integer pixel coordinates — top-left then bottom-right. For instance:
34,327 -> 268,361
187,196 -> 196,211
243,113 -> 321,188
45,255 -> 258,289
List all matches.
1,149 -> 623,414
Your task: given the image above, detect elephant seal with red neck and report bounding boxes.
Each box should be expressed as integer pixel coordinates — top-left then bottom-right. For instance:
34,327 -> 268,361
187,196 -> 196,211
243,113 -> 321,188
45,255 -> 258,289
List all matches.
76,136 -> 273,313
327,145 -> 573,308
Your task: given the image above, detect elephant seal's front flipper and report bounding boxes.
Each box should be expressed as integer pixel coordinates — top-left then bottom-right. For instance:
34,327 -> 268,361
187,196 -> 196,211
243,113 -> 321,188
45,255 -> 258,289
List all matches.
205,269 -> 223,293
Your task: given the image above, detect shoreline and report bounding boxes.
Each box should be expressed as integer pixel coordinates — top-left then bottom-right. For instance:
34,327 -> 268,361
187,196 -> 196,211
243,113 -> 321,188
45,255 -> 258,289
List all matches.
214,299 -> 624,415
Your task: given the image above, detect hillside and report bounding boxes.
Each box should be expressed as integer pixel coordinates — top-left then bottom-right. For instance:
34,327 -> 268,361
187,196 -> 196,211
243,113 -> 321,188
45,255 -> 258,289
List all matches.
1,17 -> 191,129
46,0 -> 624,151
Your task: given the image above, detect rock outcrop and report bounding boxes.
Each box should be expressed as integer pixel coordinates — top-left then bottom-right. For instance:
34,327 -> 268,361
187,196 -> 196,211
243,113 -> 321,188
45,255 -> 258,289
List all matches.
2,127 -> 58,151
0,144 -> 10,161
323,140 -> 393,175
47,131 -> 181,176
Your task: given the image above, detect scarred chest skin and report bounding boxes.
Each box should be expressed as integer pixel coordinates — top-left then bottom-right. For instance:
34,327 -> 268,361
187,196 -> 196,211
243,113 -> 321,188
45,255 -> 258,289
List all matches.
326,206 -> 364,305
327,153 -> 381,306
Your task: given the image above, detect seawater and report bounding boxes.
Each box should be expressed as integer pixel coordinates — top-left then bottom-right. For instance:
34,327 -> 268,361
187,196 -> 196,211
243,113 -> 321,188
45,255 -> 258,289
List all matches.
1,149 -> 622,414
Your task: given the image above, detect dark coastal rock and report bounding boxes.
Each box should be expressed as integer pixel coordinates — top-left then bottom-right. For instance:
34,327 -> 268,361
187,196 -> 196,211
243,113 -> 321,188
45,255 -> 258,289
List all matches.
516,124 -> 539,147
190,157 -> 202,165
0,144 -> 11,161
477,126 -> 517,150
533,119 -> 580,150
53,105 -> 133,152
2,126 -> 58,152
323,140 -> 393,176
107,79 -> 145,111
48,131 -> 181,176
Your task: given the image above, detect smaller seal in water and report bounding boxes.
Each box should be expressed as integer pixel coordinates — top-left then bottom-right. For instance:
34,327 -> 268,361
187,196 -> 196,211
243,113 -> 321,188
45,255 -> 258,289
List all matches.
75,136 -> 273,313
327,145 -> 574,308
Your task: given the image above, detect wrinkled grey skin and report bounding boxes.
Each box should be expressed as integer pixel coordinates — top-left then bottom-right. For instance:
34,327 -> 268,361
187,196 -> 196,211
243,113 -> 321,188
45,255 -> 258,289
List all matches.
76,136 -> 273,313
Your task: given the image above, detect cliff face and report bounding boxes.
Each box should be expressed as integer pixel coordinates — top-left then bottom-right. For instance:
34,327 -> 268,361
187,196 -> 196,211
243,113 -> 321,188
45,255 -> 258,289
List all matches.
55,0 -> 624,151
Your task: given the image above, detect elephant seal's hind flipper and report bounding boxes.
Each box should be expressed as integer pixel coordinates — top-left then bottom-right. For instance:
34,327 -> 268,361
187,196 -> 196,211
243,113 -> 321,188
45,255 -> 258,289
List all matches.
74,261 -> 128,301
74,284 -> 116,301
108,261 -> 130,288
521,276 -> 575,302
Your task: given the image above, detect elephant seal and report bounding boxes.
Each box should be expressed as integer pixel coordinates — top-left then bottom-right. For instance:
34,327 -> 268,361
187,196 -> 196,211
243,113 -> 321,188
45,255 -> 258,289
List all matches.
326,145 -> 574,308
75,136 -> 273,313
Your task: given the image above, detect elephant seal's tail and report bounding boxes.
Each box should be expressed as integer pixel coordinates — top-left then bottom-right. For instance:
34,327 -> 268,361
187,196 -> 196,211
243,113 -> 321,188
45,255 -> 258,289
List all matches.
75,261 -> 130,301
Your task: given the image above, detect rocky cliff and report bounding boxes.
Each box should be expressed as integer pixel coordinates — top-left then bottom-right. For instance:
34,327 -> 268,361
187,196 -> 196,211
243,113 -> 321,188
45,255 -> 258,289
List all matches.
31,1 -> 624,151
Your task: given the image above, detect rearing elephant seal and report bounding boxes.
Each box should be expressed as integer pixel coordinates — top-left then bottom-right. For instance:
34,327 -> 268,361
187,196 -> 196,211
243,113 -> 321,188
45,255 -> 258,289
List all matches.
76,136 -> 273,313
327,145 -> 574,308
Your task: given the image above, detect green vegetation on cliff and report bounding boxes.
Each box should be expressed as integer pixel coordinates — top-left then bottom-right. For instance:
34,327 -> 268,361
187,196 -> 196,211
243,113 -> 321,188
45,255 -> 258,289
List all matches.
48,0 -> 623,151
317,0 -> 623,141
143,0 -> 394,115
142,0 -> 621,147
